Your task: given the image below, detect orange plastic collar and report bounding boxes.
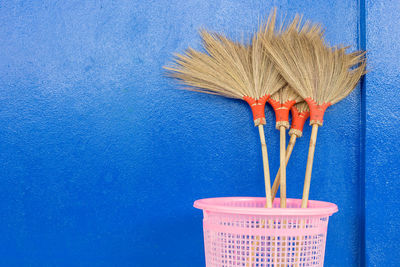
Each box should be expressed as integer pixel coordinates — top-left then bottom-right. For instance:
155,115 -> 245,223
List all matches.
291,105 -> 310,133
268,98 -> 297,129
305,98 -> 331,126
243,95 -> 270,126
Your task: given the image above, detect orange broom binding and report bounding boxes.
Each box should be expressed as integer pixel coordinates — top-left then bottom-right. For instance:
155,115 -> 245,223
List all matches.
268,98 -> 297,129
243,95 -> 270,126
305,98 -> 331,126
289,104 -> 310,138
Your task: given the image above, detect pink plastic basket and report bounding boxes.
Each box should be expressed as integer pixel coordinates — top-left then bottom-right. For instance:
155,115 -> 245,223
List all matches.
194,197 -> 338,267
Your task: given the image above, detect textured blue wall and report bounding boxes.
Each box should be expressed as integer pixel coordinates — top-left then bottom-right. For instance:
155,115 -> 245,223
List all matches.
0,0 -> 397,266
364,1 -> 400,266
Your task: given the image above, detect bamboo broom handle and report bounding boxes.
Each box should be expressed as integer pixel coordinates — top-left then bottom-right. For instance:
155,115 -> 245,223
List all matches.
271,134 -> 297,201
279,126 -> 287,208
297,124 -> 318,263
245,125 -> 273,266
270,134 -> 297,265
258,125 -> 273,208
301,124 -> 319,208
244,126 -> 272,266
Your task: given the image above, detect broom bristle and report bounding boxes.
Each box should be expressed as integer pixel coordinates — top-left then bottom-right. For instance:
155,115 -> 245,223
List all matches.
164,10 -> 285,102
252,10 -> 287,99
293,101 -> 310,113
262,17 -> 366,106
270,85 -> 303,104
164,39 -> 250,99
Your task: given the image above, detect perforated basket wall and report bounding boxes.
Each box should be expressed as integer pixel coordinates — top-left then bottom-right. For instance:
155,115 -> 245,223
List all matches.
194,197 -> 338,267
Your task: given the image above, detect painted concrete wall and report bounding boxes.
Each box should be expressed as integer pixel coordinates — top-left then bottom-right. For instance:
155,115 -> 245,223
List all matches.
364,1 -> 400,266
0,0 -> 398,266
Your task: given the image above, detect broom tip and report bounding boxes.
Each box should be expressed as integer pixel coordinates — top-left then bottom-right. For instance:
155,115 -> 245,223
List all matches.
261,13 -> 366,110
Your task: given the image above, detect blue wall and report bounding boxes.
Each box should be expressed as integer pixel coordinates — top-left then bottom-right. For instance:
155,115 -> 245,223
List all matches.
0,1 -> 398,266
364,1 -> 400,266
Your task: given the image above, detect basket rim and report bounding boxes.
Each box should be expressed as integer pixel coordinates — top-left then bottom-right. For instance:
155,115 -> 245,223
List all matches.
193,197 -> 338,216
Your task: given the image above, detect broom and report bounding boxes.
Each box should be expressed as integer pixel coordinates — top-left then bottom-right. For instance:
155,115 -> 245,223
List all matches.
268,85 -> 302,207
271,102 -> 310,201
262,16 -> 366,208
164,13 -> 285,208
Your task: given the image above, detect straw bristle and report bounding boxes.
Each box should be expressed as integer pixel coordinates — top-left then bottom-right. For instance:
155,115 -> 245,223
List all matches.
270,85 -> 303,103
293,101 -> 310,113
164,10 -> 285,101
252,10 -> 286,99
262,17 -> 366,105
164,35 -> 250,99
